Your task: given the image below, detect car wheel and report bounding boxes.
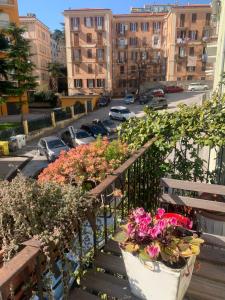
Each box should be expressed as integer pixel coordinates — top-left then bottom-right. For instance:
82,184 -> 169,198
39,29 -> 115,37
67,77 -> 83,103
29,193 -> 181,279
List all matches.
109,115 -> 114,120
204,87 -> 208,90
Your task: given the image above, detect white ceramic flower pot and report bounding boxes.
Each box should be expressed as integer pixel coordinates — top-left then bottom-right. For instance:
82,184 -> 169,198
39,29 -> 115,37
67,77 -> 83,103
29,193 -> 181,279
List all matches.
197,211 -> 225,236
121,250 -> 196,300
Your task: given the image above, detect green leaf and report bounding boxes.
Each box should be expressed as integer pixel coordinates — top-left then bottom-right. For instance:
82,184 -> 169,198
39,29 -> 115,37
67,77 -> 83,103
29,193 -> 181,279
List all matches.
113,230 -> 127,243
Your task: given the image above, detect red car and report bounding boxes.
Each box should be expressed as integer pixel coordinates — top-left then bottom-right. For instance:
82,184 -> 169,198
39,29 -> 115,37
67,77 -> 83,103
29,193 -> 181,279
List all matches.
151,89 -> 165,97
164,86 -> 184,93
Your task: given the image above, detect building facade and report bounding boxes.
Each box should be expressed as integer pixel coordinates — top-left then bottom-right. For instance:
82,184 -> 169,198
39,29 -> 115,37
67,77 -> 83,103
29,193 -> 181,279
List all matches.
64,9 -> 113,96
64,4 -> 213,96
0,0 -> 19,30
20,14 -> 52,90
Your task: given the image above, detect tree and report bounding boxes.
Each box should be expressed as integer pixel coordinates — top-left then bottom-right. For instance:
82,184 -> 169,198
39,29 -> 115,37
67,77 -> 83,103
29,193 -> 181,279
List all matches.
48,62 -> 65,92
5,23 -> 37,120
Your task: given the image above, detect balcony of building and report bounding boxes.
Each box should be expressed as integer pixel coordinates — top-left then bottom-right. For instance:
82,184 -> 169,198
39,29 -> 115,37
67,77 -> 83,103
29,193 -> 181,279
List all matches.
0,0 -> 15,6
0,137 -> 225,300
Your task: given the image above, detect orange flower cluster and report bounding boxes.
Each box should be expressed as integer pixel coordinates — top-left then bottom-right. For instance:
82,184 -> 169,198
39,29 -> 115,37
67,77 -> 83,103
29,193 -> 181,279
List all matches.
38,139 -> 128,188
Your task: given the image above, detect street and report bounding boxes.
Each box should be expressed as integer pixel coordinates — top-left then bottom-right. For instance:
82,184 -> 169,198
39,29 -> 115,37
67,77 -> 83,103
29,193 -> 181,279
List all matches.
18,91 -> 205,177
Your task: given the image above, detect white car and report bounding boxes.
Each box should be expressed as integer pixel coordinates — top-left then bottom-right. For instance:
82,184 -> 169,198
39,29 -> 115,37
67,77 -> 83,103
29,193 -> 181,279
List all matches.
109,106 -> 135,121
124,94 -> 135,104
188,83 -> 209,91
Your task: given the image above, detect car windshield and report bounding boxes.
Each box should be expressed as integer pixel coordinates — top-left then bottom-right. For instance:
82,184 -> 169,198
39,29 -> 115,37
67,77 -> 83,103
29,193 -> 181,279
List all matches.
47,139 -> 65,149
126,95 -> 133,99
120,109 -> 130,114
91,125 -> 107,134
76,131 -> 91,139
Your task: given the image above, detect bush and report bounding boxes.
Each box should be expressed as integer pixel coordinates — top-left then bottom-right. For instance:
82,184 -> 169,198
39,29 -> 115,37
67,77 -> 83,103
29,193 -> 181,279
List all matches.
0,175 -> 97,261
32,91 -> 58,107
38,139 -> 129,187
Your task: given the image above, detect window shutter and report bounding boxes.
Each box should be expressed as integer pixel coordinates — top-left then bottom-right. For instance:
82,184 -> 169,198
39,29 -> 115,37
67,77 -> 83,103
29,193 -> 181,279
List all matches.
136,23 -> 138,31
147,22 -> 149,31
95,17 -> 97,27
196,31 -> 198,40
91,17 -> 93,27
141,23 -> 143,31
84,17 -> 86,26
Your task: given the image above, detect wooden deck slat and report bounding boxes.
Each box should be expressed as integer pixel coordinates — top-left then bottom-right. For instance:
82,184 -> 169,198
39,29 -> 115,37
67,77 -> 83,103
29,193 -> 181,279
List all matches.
81,270 -> 138,299
194,260 -> 225,284
160,194 -> 225,213
202,233 -> 225,249
94,252 -> 127,277
104,239 -> 121,256
188,274 -> 225,300
69,288 -> 100,300
200,245 -> 225,265
161,178 -> 225,195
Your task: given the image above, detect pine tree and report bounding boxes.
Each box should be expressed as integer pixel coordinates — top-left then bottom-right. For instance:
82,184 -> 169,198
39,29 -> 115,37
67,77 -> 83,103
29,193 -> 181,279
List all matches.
5,23 -> 37,120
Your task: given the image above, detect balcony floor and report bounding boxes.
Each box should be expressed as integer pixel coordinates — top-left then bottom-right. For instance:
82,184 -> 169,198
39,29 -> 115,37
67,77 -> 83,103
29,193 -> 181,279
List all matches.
69,235 -> 225,300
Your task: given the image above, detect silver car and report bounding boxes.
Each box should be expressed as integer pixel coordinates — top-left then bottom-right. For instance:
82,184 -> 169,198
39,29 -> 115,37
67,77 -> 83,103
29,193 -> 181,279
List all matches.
188,83 -> 209,91
61,127 -> 95,147
148,97 -> 168,110
37,136 -> 70,162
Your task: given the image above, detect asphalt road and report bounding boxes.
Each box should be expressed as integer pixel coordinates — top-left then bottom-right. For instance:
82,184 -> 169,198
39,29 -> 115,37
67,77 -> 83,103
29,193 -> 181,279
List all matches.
19,91 -> 205,177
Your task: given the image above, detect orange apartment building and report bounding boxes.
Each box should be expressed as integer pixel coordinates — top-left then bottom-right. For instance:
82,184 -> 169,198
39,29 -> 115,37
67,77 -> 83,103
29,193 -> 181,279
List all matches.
64,4 -> 213,96
20,14 -> 52,91
64,9 -> 113,96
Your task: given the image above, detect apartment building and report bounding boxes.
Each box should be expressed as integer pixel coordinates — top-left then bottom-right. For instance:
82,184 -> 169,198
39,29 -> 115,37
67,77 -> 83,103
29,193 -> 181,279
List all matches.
0,0 -> 19,30
51,35 -> 67,66
20,14 -> 52,90
64,9 -> 113,96
165,5 -> 213,81
113,13 -> 167,96
64,4 -> 213,96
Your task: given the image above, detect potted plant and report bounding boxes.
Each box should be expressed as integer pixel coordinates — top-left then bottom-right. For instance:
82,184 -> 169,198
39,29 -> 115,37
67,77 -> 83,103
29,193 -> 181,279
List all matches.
114,207 -> 204,300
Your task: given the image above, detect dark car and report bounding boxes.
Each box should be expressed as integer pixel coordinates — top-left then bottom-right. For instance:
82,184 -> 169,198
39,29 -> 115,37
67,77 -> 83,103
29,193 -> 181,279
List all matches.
138,94 -> 153,104
61,127 -> 95,147
93,119 -> 118,134
148,97 -> 168,110
164,86 -> 184,93
81,124 -> 108,138
98,96 -> 111,107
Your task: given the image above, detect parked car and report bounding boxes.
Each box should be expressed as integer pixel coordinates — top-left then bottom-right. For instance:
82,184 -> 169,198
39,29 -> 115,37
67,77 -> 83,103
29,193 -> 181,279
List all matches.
61,127 -> 95,147
124,94 -> 135,104
148,97 -> 168,110
98,96 -> 110,107
109,106 -> 135,121
37,136 -> 69,162
138,94 -> 151,104
151,89 -> 165,97
164,86 -> 184,93
93,119 -> 118,134
188,83 -> 209,91
81,124 -> 108,138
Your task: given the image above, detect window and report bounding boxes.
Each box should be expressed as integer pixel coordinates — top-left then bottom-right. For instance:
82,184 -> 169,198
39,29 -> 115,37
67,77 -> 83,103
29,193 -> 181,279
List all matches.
87,49 -> 92,58
202,63 -> 206,71
188,30 -> 198,40
141,22 -> 149,32
0,12 -> 10,29
87,33 -> 92,43
71,17 -> 80,30
130,23 -> 138,32
97,48 -> 104,61
131,51 -> 138,61
153,22 -> 161,33
206,13 -> 211,26
142,37 -> 147,46
87,79 -> 95,88
189,47 -> 194,56
73,49 -> 81,61
118,38 -> 127,47
118,51 -> 126,63
141,51 -> 148,60
201,77 -> 206,80
203,29 -> 210,39
120,65 -> 125,74
84,17 -> 93,27
187,75 -> 193,80
130,37 -> 138,46
192,13 -> 197,23
117,23 -> 126,34
177,30 -> 186,39
180,14 -> 185,27
88,64 -> 93,73
95,16 -> 104,28
98,63 -> 103,73
118,79 -> 127,88
186,66 -> 196,72
74,33 -> 79,46
97,32 -> 103,45
178,47 -> 185,57
97,79 -> 105,88
153,36 -> 159,46
131,65 -> 136,73
74,79 -> 82,88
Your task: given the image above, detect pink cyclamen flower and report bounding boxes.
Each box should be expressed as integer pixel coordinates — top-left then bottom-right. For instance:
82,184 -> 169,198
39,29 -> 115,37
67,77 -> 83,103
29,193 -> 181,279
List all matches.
156,208 -> 165,219
127,223 -> 135,237
157,219 -> 168,231
169,217 -> 178,226
133,207 -> 146,218
146,244 -> 160,259
149,225 -> 161,239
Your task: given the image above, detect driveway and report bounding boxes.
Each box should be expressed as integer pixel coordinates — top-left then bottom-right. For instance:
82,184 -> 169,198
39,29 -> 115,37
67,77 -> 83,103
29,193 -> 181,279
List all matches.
17,91 -> 204,177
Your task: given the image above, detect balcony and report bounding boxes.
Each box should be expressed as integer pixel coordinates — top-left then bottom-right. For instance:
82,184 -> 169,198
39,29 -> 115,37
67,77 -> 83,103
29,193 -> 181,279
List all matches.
1,136 -> 225,300
0,0 -> 14,5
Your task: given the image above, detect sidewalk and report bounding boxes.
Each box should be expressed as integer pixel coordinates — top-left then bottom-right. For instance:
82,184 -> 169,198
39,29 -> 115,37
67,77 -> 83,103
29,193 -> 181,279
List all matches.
0,156 -> 31,180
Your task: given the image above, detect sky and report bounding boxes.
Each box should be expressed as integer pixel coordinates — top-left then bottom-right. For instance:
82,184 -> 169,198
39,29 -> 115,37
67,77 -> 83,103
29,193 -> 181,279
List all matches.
18,0 -> 210,32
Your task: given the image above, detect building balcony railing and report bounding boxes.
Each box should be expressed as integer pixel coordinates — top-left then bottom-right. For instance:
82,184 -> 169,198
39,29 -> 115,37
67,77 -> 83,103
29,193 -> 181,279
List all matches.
0,0 -> 14,5
1,138 -> 225,299
0,20 -> 9,29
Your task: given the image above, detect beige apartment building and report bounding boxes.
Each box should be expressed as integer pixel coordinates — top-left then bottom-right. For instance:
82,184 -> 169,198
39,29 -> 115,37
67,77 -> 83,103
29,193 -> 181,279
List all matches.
20,14 -> 52,90
64,9 -> 113,96
64,4 -> 213,96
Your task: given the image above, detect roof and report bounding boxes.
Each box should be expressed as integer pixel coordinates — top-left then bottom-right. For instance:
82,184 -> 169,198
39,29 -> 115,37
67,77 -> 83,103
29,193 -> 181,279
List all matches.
19,15 -> 50,31
64,8 -> 112,13
113,13 -> 167,18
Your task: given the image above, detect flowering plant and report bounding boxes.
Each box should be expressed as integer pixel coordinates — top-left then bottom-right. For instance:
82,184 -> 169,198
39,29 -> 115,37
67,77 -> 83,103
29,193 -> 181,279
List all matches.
114,207 -> 204,265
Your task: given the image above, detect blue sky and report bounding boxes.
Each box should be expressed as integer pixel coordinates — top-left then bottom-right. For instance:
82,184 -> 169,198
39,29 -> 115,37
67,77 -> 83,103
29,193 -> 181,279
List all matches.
18,0 -> 210,31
